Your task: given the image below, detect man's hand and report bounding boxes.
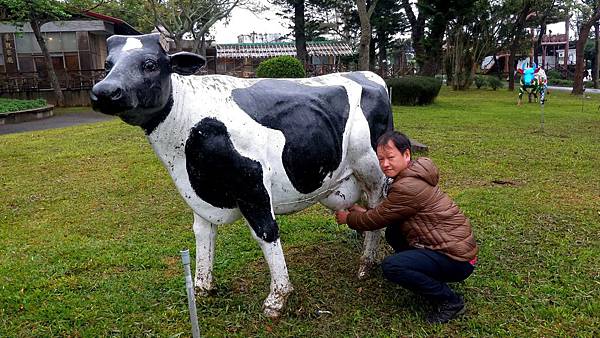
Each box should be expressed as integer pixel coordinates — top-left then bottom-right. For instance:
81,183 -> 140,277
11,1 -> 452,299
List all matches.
335,210 -> 350,224
349,204 -> 367,213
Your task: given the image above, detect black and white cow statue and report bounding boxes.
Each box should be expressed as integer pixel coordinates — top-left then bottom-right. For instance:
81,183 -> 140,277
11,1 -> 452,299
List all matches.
90,33 -> 393,318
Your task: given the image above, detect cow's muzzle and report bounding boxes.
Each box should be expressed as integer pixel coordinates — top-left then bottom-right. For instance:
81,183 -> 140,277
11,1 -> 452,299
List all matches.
90,81 -> 132,115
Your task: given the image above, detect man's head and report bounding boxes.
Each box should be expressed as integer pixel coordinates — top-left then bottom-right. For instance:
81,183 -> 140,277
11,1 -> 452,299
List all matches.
376,131 -> 411,178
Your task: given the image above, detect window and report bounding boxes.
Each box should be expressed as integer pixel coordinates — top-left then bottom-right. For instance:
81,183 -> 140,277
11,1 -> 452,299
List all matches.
62,32 -> 77,52
45,33 -> 62,52
15,33 -> 42,53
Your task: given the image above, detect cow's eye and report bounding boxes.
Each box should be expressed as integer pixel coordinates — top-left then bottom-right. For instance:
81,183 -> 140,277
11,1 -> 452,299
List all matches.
143,60 -> 159,72
104,61 -> 113,72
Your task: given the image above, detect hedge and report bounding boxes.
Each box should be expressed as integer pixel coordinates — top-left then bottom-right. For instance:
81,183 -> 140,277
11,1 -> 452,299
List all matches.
0,98 -> 47,114
256,56 -> 306,78
385,76 -> 442,106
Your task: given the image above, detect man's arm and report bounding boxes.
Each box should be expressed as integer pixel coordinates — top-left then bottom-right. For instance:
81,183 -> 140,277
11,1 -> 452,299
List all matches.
344,181 -> 425,231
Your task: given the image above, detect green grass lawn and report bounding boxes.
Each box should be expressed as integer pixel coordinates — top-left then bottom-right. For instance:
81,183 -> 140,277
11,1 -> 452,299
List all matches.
1,87 -> 598,336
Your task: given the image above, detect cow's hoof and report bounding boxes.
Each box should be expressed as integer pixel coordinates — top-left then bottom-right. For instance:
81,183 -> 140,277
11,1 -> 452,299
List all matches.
262,285 -> 294,318
357,260 -> 376,280
195,286 -> 216,296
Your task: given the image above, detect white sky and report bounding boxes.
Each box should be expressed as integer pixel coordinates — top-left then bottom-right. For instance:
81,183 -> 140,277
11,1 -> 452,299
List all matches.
212,6 -> 289,43
211,8 -> 569,44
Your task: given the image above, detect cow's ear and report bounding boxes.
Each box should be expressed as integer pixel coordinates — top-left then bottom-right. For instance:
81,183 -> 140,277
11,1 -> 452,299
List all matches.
170,52 -> 206,75
517,69 -> 523,74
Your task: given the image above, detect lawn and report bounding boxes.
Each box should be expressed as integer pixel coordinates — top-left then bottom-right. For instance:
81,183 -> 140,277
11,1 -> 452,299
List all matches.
1,86 -> 598,336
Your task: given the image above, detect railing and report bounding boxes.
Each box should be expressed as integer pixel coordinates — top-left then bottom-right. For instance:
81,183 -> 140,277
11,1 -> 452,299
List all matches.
0,69 -> 106,93
0,64 -> 417,94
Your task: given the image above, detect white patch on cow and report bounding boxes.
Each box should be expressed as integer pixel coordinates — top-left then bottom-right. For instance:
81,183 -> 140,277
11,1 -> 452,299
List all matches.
122,38 -> 143,51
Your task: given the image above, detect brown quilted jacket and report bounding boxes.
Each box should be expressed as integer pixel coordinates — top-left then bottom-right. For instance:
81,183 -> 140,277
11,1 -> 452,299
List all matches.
347,157 -> 478,262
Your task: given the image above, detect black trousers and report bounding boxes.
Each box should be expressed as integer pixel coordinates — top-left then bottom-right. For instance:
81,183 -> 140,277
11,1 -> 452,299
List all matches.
382,225 -> 474,303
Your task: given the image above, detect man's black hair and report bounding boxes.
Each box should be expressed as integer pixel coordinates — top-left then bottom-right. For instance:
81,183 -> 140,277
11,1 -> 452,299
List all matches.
376,130 -> 411,153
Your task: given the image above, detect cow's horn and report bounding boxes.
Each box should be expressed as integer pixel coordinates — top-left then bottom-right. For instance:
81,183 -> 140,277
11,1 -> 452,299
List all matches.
159,34 -> 170,53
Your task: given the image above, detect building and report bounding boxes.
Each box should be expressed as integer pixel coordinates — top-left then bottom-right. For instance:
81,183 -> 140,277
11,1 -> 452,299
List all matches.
212,40 -> 354,77
0,11 -> 140,105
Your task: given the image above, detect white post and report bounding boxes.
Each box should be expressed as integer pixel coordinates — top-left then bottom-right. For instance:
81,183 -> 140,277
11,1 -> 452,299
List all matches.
181,249 -> 201,338
540,103 -> 545,132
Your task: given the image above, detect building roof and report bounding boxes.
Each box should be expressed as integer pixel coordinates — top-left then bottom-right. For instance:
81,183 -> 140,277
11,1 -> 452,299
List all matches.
215,41 -> 353,59
81,11 -> 141,35
0,11 -> 140,35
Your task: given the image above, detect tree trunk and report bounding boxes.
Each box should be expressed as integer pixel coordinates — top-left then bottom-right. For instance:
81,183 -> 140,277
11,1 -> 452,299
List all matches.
294,0 -> 308,66
573,7 -> 600,95
31,19 -> 64,107
356,0 -> 372,71
401,0 -> 425,72
595,22 -> 599,88
508,42 -> 518,91
420,18 -> 447,76
508,2 -> 532,91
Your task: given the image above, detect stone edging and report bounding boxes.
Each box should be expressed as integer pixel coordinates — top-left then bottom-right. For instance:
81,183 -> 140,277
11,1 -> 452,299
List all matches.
0,105 -> 55,125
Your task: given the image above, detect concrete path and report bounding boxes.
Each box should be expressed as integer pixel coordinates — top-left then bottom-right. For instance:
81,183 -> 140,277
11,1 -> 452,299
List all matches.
0,110 -> 114,135
547,85 -> 600,94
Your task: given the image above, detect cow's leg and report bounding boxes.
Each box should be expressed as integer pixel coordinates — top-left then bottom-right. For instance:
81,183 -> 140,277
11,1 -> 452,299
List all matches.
239,192 -> 293,318
352,155 -> 387,280
518,85 -> 524,106
247,228 -> 293,318
192,213 -> 217,295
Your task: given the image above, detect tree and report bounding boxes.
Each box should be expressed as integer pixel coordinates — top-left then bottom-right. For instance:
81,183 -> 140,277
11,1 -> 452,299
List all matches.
146,0 -> 263,54
1,0 -> 68,106
371,0 -> 407,74
271,0 -> 309,64
402,0 -> 474,76
355,0 -> 379,70
503,0 -> 533,91
68,0 -> 155,33
446,0 -> 499,90
572,0 -> 600,94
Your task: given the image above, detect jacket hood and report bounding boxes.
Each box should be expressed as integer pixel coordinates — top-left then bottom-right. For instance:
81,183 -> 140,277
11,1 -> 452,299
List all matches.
399,157 -> 439,186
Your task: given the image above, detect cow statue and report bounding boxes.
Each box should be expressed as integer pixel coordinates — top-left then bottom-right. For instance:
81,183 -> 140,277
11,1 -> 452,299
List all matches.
90,33 -> 393,318
517,63 -> 548,106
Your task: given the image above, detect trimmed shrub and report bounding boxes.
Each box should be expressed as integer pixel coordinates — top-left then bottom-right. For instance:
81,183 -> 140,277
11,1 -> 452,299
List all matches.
548,78 -> 573,87
474,75 -> 487,89
546,69 -> 563,80
0,98 -> 47,114
486,76 -> 504,90
255,55 -> 306,78
385,76 -> 442,106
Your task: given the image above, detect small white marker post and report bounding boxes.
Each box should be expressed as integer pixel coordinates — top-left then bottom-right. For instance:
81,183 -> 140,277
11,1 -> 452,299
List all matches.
181,249 -> 200,338
540,102 -> 545,132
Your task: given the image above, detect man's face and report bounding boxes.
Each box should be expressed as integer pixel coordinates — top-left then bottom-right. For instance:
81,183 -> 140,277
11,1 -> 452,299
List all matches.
377,140 -> 411,178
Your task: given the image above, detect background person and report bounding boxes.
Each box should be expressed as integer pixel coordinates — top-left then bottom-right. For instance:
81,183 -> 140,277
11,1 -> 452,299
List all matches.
335,130 -> 478,324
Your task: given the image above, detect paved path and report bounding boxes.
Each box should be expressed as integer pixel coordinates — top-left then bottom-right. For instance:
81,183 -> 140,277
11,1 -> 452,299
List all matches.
0,110 -> 114,135
547,85 -> 600,94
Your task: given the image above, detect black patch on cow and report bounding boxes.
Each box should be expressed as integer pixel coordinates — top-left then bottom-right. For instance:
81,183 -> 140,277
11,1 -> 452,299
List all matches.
231,80 -> 350,194
342,73 -> 394,149
185,117 -> 279,242
141,94 -> 173,135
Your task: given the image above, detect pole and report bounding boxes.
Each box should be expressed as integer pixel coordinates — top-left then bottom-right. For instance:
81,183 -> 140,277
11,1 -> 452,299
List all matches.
540,102 -> 545,132
181,249 -> 201,338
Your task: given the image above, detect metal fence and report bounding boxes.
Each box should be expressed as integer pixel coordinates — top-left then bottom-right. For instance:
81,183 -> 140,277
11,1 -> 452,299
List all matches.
0,69 -> 106,94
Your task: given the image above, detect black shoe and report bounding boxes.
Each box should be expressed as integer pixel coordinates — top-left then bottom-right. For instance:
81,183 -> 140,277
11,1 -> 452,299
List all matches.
426,297 -> 466,324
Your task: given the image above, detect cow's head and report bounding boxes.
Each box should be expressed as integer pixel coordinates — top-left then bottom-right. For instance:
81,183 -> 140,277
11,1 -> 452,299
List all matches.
90,33 -> 205,129
520,63 -> 538,86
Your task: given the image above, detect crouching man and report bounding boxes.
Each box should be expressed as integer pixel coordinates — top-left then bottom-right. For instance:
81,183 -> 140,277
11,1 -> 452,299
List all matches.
335,131 -> 478,324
